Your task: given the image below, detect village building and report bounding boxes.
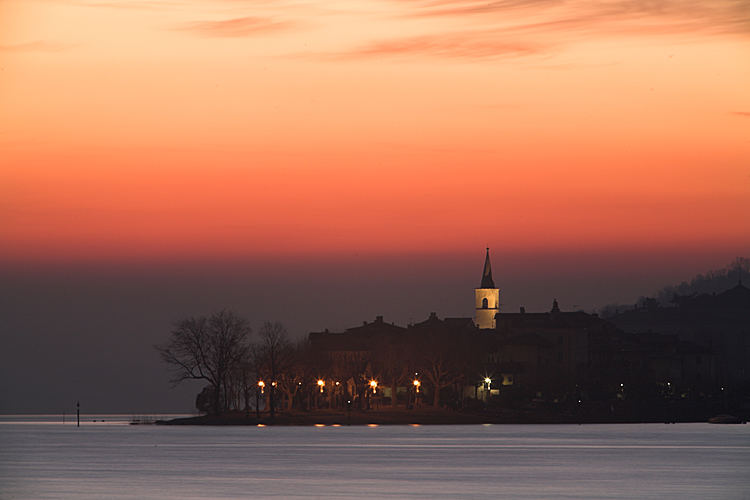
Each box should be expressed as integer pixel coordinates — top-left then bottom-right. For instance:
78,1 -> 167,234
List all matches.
308,249 -> 729,408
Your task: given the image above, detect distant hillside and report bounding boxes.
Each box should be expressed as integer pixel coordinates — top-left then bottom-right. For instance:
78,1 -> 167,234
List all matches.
600,257 -> 749,317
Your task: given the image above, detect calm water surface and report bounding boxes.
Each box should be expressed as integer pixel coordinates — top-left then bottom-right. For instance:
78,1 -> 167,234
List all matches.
1,416 -> 749,499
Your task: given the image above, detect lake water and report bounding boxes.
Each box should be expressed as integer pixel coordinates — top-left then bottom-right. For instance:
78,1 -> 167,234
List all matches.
1,416 -> 749,499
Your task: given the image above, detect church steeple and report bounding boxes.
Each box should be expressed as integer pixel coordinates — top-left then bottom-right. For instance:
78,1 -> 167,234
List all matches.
475,248 -> 500,329
481,247 -> 495,289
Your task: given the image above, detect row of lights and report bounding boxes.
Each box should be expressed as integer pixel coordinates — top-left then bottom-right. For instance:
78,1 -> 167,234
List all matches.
257,378 -> 423,395
257,380 -> 276,394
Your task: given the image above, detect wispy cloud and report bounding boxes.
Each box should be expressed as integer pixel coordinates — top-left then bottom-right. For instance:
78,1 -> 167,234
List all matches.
732,111 -> 750,117
334,0 -> 749,61
393,0 -> 750,36
175,16 -> 292,37
347,31 -> 543,59
78,1 -> 176,9
398,0 -> 558,17
0,41 -> 74,53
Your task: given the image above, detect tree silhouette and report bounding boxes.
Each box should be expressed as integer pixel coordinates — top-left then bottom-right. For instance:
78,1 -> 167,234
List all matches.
252,321 -> 291,419
156,310 -> 251,415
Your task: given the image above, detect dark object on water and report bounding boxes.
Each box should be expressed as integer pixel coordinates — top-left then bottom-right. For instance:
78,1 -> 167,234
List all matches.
130,416 -> 155,425
708,414 -> 746,424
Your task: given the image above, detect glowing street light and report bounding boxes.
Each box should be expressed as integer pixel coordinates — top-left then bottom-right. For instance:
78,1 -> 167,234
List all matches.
370,379 -> 378,394
483,377 -> 492,403
317,379 -> 325,393
413,379 -> 421,393
255,380 -> 265,418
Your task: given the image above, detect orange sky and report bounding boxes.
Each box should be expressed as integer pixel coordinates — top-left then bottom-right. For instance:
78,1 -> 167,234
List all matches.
2,0 -> 749,264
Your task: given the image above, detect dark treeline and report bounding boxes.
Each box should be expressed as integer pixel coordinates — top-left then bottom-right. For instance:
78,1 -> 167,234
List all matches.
156,311 -> 298,416
156,311 -> 490,416
155,308 -> 744,420
600,257 -> 749,317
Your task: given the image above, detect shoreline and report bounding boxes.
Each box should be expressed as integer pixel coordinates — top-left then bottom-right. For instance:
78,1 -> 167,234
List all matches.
155,407 -> 738,426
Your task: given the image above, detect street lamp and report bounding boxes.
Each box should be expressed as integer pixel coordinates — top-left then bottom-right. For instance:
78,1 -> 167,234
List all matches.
370,379 -> 378,394
256,381 -> 265,419
412,378 -> 421,409
484,377 -> 492,403
317,379 -> 325,393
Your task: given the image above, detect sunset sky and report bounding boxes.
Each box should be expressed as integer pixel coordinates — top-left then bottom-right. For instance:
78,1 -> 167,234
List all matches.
1,0 -> 749,411
2,0 -> 749,262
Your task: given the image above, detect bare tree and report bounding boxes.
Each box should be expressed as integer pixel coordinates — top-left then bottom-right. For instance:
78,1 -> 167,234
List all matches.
275,341 -> 312,411
373,336 -> 408,407
156,310 -> 252,415
412,329 -> 474,408
252,321 -> 291,419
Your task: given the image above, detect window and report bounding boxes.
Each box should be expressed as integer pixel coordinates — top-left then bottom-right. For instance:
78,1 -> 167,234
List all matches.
482,298 -> 488,309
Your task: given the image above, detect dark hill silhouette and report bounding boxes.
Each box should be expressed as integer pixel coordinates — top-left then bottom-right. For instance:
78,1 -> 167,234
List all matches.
600,257 -> 749,317
608,268 -> 750,391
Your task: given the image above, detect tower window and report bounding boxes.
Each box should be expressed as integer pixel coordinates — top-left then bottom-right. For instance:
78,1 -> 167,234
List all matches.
482,298 -> 488,309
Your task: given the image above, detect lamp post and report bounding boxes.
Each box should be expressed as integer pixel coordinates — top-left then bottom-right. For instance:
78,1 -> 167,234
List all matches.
270,381 -> 277,419
484,377 -> 492,403
256,381 -> 265,419
413,379 -> 421,408
367,379 -> 378,410
317,379 -> 325,409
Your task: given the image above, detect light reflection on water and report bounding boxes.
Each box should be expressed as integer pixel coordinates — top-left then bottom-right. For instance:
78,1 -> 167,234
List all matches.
1,417 -> 748,499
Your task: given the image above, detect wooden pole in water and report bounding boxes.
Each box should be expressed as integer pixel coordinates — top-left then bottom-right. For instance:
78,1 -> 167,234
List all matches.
76,401 -> 80,427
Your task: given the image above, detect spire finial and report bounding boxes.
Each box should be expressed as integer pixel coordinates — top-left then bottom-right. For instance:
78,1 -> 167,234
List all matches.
480,248 -> 495,288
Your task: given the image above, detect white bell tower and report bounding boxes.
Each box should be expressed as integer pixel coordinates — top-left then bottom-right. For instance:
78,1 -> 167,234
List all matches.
475,248 -> 499,329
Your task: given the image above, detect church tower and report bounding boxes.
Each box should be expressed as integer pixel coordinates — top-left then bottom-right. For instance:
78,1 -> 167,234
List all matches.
475,248 -> 500,329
